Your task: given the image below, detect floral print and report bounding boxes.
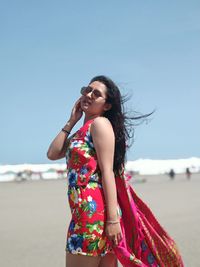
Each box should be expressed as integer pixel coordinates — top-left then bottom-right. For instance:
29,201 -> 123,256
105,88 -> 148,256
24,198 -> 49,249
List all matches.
68,169 -> 78,187
65,120 -> 112,256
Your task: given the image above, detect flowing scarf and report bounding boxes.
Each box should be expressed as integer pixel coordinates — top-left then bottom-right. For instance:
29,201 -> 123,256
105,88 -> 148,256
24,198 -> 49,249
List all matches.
112,173 -> 184,267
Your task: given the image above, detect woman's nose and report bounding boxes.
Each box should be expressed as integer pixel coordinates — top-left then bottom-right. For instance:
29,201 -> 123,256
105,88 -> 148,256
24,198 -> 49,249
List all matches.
86,91 -> 93,98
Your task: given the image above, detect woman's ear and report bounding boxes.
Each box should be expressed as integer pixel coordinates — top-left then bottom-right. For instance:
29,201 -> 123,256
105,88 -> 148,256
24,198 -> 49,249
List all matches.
104,103 -> 112,111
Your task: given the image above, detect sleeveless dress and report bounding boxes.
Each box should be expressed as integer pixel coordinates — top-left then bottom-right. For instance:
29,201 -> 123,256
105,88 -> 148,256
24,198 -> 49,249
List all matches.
65,119 -> 113,256
65,119 -> 184,266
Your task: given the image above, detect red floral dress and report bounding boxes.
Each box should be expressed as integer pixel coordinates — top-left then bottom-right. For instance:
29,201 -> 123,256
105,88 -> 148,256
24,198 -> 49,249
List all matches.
65,119 -> 113,256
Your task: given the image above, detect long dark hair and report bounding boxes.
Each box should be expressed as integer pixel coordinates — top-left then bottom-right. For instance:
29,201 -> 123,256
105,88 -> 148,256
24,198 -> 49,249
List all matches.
90,75 -> 154,176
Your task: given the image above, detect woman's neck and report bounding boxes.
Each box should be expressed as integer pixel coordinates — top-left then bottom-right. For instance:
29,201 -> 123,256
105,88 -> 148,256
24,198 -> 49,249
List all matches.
83,114 -> 101,124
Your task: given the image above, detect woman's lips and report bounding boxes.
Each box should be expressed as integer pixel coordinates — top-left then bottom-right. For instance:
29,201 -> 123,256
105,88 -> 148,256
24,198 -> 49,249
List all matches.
83,99 -> 91,105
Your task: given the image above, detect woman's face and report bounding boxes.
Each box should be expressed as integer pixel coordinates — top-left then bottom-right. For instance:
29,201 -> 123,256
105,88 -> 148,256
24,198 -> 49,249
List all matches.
80,81 -> 110,116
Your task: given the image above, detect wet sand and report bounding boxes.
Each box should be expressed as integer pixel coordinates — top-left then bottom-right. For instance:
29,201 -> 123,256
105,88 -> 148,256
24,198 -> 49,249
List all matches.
0,173 -> 199,267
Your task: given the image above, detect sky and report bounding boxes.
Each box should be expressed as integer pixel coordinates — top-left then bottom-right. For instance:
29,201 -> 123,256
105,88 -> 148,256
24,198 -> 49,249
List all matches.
0,1 -> 199,164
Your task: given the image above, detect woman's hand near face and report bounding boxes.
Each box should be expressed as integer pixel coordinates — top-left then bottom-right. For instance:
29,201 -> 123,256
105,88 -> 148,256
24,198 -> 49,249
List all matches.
47,97 -> 83,161
69,98 -> 83,124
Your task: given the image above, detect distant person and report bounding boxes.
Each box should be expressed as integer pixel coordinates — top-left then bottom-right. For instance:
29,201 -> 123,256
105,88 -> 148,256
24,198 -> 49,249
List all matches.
186,167 -> 191,180
47,75 -> 184,267
15,171 -> 23,182
169,169 -> 175,180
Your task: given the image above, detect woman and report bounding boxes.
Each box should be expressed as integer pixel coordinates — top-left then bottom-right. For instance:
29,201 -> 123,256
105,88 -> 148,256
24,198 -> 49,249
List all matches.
47,75 -> 184,267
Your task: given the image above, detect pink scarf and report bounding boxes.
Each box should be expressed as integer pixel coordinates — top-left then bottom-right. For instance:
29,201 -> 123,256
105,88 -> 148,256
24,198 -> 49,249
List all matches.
112,173 -> 184,267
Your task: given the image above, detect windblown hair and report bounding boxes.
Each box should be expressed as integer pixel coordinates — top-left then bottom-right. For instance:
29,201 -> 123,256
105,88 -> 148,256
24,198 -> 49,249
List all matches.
90,75 -> 153,176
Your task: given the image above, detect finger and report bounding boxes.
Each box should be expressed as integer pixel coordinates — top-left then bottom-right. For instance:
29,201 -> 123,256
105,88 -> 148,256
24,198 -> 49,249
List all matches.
74,100 -> 82,111
75,99 -> 81,107
113,238 -> 118,246
74,97 -> 82,107
117,233 -> 122,244
107,236 -> 114,246
77,96 -> 82,101
78,96 -> 83,102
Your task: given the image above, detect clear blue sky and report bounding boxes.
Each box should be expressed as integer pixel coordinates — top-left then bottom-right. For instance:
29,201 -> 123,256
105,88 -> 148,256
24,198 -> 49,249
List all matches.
0,1 -> 199,164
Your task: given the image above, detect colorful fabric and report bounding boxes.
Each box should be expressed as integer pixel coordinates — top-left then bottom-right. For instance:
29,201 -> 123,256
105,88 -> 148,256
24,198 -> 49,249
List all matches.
114,173 -> 184,266
65,119 -> 184,266
65,120 -> 112,256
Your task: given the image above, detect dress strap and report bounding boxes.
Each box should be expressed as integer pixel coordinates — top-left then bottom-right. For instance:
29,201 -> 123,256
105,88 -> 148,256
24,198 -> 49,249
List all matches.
81,119 -> 95,132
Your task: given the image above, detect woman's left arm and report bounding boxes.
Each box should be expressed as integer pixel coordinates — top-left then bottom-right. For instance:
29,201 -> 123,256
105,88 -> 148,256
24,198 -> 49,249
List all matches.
91,117 -> 122,246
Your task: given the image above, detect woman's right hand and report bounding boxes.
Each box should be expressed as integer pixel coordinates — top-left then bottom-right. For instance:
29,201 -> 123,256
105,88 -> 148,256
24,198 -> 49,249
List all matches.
69,97 -> 83,123
47,97 -> 83,161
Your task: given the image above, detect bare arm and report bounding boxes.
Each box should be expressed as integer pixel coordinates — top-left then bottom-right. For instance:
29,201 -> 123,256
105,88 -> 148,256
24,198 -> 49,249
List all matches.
91,117 -> 122,245
47,120 -> 76,160
47,98 -> 83,160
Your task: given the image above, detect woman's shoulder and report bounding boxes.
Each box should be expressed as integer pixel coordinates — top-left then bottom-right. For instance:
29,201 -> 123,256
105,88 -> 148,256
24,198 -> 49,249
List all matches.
92,116 -> 112,128
91,117 -> 114,136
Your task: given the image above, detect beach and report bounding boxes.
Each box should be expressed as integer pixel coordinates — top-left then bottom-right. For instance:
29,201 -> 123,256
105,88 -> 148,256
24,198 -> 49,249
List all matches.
0,173 -> 199,267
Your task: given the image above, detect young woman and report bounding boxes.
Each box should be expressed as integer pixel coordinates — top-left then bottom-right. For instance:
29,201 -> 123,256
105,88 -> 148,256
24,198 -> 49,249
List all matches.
47,76 -> 184,267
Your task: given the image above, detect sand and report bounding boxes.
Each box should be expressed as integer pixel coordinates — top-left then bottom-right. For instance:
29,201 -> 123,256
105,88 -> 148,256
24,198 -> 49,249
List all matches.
0,173 -> 199,267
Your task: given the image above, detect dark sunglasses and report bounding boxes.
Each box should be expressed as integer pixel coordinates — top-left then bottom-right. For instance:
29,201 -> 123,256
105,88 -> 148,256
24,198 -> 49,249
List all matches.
80,86 -> 106,100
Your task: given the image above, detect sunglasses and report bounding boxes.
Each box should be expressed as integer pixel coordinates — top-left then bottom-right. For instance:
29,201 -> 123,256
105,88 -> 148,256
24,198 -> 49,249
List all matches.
80,86 -> 106,100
